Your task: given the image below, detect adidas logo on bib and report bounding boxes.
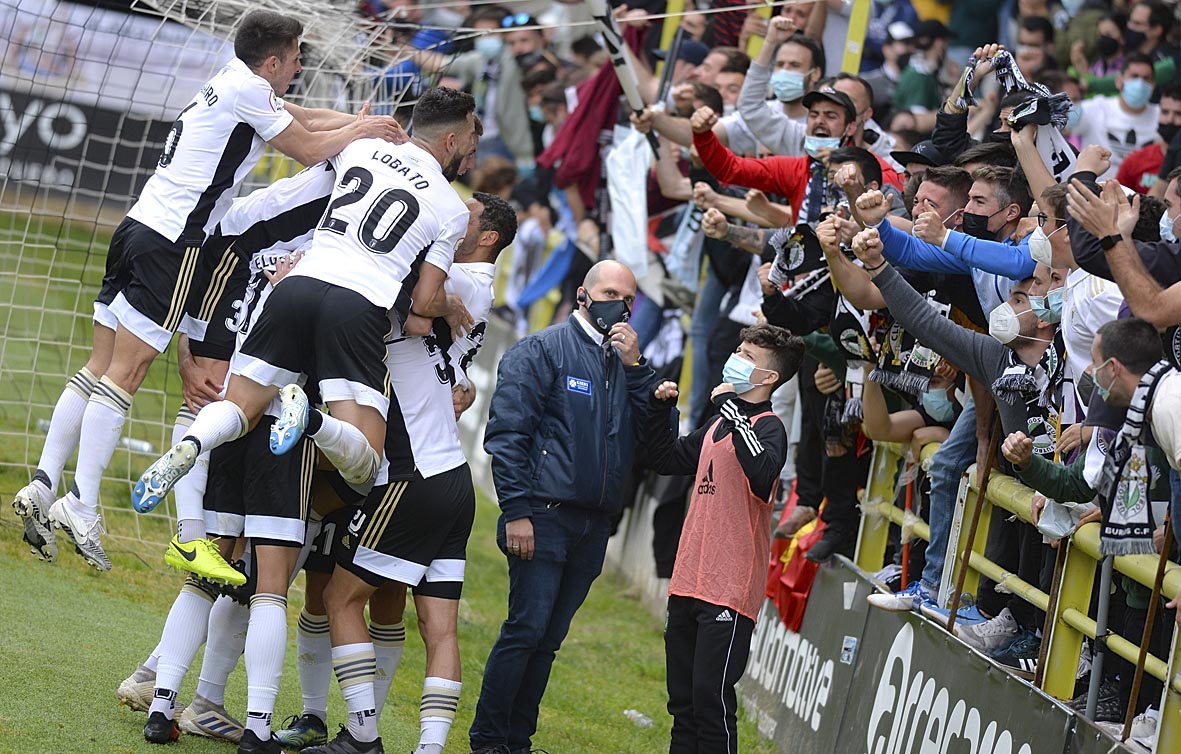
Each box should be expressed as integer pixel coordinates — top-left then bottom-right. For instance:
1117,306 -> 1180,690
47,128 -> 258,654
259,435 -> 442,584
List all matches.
696,461 -> 716,495
715,609 -> 733,622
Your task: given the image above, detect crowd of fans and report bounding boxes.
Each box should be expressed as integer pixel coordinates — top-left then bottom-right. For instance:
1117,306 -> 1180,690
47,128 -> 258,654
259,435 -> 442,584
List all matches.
364,0 -> 1181,739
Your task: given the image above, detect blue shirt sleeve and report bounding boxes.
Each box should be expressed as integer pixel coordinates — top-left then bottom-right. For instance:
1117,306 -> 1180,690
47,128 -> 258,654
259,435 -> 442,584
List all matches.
877,217 -> 971,275
941,230 -> 1037,280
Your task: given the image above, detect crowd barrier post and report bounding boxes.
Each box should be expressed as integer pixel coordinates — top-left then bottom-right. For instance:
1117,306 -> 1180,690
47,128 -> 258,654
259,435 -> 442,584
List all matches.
1123,518 -> 1174,740
1040,535 -> 1097,701
853,442 -> 903,573
1086,556 -> 1116,720
946,413 -> 1001,633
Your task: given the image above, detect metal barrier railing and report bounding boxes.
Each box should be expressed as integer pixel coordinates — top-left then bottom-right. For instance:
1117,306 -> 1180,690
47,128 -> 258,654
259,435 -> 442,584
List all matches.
853,440 -> 1181,752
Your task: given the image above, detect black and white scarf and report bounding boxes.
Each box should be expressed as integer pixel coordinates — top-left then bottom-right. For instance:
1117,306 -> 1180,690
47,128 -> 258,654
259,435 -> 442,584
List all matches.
870,292 -> 951,396
954,50 -> 1076,180
1095,360 -> 1172,556
991,332 -> 1066,458
768,223 -> 826,287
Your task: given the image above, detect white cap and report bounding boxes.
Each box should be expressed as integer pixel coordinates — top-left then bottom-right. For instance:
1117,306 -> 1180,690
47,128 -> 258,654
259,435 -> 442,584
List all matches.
887,22 -> 915,42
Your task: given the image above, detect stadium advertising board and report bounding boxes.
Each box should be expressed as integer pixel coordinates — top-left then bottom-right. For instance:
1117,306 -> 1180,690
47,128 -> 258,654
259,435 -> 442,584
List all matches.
836,607 -> 1075,754
738,561 -> 876,753
1,0 -> 231,197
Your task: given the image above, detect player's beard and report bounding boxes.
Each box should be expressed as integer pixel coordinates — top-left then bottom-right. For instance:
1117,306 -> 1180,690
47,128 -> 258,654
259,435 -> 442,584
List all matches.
442,150 -> 464,182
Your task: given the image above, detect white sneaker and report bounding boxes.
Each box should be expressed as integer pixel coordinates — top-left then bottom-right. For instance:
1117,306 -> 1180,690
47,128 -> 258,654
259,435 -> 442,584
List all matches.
954,606 -> 1019,653
867,581 -> 933,612
49,495 -> 111,572
178,694 -> 243,743
13,477 -> 57,562
116,665 -> 156,712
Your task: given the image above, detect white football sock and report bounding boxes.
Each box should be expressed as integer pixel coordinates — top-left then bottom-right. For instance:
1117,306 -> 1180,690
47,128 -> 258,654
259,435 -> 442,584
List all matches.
144,645 -> 161,673
296,609 -> 332,721
36,367 -> 97,492
307,411 -> 378,486
171,406 -> 208,543
73,376 -> 131,511
370,621 -> 405,719
332,642 -> 378,743
245,593 -> 288,739
151,582 -> 214,719
418,677 -> 461,752
196,596 -> 248,705
184,400 -> 248,455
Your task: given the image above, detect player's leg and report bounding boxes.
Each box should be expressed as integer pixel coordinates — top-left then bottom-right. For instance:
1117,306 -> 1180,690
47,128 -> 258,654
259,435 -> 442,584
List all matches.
144,575 -> 218,744
368,583 -> 407,720
276,479 -> 353,751
413,595 -> 462,754
239,429 -> 316,753
132,275 -> 321,514
56,223 -> 199,569
409,465 -> 473,754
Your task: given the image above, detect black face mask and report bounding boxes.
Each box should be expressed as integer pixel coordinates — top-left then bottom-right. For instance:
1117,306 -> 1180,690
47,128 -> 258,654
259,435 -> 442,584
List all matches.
1125,28 -> 1147,52
516,51 -> 544,70
1077,370 -> 1095,405
986,129 -> 1013,145
1097,34 -> 1121,58
960,211 -> 997,241
1160,123 -> 1181,144
583,294 -> 630,334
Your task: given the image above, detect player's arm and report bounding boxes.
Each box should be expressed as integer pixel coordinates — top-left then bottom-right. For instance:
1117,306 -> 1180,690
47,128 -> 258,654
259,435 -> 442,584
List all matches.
285,102 -> 365,132
267,104 -> 405,167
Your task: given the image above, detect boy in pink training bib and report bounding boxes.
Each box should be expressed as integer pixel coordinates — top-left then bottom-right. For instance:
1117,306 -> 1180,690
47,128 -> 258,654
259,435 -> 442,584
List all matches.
646,323 -> 805,754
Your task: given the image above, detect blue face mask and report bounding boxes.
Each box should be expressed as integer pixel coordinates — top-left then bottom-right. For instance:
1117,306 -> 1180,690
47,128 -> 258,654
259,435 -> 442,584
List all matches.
1065,106 -> 1082,132
1029,287 -> 1064,323
528,104 -> 544,122
1160,210 -> 1177,242
804,134 -> 841,159
721,354 -> 766,396
770,70 -> 807,102
921,387 -> 957,422
1122,78 -> 1154,109
475,35 -> 503,61
1094,359 -> 1114,402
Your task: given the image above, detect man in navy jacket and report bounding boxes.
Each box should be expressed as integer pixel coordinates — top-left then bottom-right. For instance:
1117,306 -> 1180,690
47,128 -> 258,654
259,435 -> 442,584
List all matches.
469,260 -> 658,754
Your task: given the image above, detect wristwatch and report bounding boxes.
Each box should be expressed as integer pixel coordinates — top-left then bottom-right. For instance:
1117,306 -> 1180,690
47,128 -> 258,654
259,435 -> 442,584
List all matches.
1099,234 -> 1121,251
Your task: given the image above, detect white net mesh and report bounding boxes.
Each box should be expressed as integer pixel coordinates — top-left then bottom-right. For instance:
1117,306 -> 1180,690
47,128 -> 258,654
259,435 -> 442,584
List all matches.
0,0 -> 423,544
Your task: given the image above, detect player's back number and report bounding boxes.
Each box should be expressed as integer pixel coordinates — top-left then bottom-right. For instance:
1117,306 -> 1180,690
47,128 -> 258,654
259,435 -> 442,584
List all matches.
319,166 -> 420,254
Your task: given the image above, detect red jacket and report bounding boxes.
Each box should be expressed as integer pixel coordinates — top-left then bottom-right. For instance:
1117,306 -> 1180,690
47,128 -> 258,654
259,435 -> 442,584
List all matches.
693,129 -> 811,224
692,130 -> 903,224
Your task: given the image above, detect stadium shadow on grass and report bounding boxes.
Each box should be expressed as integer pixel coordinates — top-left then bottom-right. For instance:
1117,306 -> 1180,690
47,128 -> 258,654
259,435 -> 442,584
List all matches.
0,493 -> 774,754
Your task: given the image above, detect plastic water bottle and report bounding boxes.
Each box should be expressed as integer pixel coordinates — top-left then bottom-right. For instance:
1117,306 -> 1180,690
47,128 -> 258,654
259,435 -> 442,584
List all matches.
119,437 -> 156,454
623,709 -> 654,728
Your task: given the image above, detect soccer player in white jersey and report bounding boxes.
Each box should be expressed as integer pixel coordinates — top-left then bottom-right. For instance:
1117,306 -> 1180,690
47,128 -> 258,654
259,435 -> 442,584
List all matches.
287,192 -> 516,754
131,86 -> 477,750
11,9 -> 404,575
131,162 -> 337,748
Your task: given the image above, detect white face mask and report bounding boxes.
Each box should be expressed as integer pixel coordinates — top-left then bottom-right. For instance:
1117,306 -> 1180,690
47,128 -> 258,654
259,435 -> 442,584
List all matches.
988,302 -> 1033,344
1160,210 -> 1178,242
1028,225 -> 1058,265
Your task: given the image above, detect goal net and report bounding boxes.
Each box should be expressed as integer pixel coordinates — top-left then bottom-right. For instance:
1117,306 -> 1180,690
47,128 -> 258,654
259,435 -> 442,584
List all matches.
0,0 -> 420,545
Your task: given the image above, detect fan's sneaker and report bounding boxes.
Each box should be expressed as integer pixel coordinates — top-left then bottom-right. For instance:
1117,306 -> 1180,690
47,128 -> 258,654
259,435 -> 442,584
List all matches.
867,581 -> 932,612
988,629 -> 1040,679
49,496 -> 110,571
178,694 -> 244,743
165,535 -> 247,586
144,711 -> 181,744
303,726 -> 383,754
133,440 -> 199,513
274,713 -> 328,749
919,601 -> 989,627
270,384 -> 309,456
1067,678 -> 1122,722
954,606 -> 1019,653
237,729 -> 286,754
117,665 -> 157,712
13,475 -> 57,562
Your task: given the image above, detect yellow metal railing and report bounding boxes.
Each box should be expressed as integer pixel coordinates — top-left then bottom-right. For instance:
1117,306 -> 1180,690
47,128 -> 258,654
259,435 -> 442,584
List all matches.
854,441 -> 1181,751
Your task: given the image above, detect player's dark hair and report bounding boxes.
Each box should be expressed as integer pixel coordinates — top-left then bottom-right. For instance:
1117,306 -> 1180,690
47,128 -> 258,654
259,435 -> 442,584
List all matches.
691,82 -> 724,116
954,141 -> 1017,169
235,11 -> 304,68
412,87 -> 477,137
714,47 -> 751,74
970,165 -> 1034,216
740,324 -> 805,389
1020,15 -> 1054,43
1097,318 -> 1164,374
472,191 -> 519,258
828,147 -> 881,188
1123,51 -> 1156,76
571,35 -> 603,60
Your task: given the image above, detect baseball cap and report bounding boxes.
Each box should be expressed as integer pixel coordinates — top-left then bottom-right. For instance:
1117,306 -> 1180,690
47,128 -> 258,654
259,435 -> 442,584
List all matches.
802,87 -> 857,122
887,22 -> 915,43
653,40 -> 710,67
890,140 -> 949,168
